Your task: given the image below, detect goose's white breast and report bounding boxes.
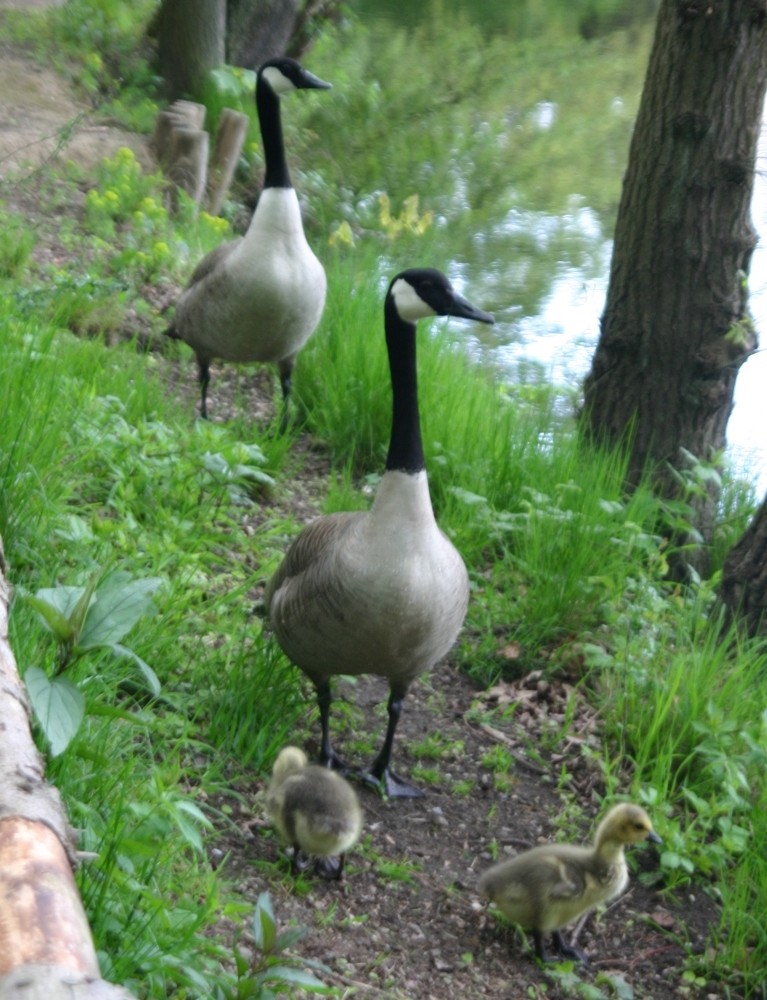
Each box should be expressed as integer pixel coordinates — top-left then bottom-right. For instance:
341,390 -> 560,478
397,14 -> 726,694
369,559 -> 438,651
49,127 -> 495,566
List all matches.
177,188 -> 326,363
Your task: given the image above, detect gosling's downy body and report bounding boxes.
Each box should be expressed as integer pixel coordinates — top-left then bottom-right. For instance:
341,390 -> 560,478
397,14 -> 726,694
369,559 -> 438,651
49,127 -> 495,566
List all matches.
479,803 -> 662,963
266,746 -> 362,879
166,57 -> 331,422
266,268 -> 494,798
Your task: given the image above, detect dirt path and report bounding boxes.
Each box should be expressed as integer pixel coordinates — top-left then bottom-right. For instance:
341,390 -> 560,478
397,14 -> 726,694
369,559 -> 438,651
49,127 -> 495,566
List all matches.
214,660 -> 716,999
0,2 -> 147,181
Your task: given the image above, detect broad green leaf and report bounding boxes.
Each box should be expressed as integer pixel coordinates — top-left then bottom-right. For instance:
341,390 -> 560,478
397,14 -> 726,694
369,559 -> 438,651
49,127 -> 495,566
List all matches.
174,799 -> 213,828
172,799 -> 214,852
24,666 -> 85,756
260,966 -> 331,992
78,573 -> 162,649
274,926 -> 309,951
661,850 -> 681,868
252,892 -> 277,953
232,464 -> 276,487
449,485 -> 488,507
233,947 -> 250,978
202,452 -> 230,477
596,972 -> 634,1000
23,593 -> 76,644
32,585 -> 86,621
70,573 -> 100,639
110,643 -> 161,696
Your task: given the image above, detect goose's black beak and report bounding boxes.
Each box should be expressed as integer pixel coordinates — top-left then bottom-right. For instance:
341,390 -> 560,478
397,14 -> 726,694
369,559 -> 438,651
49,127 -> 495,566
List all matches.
448,291 -> 494,325
298,68 -> 332,90
647,830 -> 663,845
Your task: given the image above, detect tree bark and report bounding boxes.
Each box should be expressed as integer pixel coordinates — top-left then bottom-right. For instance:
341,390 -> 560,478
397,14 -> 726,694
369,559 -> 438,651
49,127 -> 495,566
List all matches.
581,0 -> 767,575
225,0 -> 341,70
721,498 -> 767,635
0,541 -> 135,1000
156,0 -> 226,101
226,0 -> 301,68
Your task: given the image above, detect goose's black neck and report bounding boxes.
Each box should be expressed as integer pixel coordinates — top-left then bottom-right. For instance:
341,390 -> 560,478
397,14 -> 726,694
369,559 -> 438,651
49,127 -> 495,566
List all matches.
257,78 -> 292,189
384,297 -> 425,474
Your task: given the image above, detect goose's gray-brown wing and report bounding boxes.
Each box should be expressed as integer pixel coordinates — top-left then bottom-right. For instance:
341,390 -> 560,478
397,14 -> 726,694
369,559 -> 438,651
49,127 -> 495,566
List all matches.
264,512 -> 362,614
185,237 -> 243,289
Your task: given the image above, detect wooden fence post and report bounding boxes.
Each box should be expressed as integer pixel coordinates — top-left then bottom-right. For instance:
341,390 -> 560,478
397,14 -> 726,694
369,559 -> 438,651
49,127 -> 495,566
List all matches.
152,101 -> 248,216
206,108 -> 249,216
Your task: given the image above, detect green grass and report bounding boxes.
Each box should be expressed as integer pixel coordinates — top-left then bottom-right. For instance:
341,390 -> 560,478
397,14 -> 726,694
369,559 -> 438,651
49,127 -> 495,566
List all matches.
0,274 -> 311,993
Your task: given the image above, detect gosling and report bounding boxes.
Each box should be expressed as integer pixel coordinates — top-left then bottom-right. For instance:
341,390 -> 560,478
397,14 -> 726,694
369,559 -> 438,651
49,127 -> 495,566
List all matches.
478,802 -> 661,963
266,746 -> 363,879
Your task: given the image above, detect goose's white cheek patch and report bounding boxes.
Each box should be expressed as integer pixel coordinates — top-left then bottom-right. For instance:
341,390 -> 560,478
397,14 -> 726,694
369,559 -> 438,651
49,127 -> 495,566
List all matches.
261,66 -> 296,95
390,277 -> 437,323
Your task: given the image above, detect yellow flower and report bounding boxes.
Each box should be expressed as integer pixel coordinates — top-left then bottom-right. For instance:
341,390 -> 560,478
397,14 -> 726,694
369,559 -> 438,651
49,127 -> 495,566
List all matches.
329,220 -> 354,247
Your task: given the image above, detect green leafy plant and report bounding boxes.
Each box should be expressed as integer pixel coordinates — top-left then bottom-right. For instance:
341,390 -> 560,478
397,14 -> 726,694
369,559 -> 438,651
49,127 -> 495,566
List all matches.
22,568 -> 162,754
221,892 -> 336,998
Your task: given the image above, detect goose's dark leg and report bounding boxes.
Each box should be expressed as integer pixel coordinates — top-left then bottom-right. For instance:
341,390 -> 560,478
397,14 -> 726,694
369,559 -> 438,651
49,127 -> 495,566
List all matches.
532,931 -> 552,963
315,680 -> 349,772
362,683 -> 423,799
290,844 -> 311,875
551,930 -> 587,964
277,356 -> 295,433
198,358 -> 211,420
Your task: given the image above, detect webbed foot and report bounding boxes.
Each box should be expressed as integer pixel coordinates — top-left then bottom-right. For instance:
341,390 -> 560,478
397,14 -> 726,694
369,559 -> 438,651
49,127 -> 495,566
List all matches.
313,854 -> 345,880
359,766 -> 424,799
318,748 -> 351,776
552,930 -> 588,964
290,848 -> 312,876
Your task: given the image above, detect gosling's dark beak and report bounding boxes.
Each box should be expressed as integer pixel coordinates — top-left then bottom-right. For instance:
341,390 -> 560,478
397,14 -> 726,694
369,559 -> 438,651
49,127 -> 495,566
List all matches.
648,830 -> 663,845
298,68 -> 332,90
448,291 -> 495,325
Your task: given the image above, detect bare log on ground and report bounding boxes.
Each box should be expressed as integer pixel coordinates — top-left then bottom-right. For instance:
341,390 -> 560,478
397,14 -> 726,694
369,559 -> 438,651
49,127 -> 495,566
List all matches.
0,540 -> 136,1000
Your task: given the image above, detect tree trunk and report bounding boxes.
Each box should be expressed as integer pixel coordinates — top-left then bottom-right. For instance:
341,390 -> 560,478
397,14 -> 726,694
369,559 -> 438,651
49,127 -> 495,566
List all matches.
226,0 -> 301,68
721,498 -> 767,635
156,0 -> 226,101
225,0 -> 339,69
0,541 -> 135,1000
581,0 -> 767,576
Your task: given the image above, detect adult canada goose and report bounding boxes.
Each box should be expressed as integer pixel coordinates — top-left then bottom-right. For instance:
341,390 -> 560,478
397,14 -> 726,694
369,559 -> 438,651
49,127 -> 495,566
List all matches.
166,57 -> 331,423
266,745 -> 363,879
478,802 -> 662,963
266,267 -> 494,798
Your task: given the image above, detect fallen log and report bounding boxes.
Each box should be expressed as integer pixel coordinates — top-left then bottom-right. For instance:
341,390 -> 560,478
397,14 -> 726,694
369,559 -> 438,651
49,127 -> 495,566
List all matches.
0,539 -> 135,1000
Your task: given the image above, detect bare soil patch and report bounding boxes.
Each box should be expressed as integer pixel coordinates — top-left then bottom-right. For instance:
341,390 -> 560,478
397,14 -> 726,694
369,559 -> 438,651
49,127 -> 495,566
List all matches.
209,656 -> 721,1000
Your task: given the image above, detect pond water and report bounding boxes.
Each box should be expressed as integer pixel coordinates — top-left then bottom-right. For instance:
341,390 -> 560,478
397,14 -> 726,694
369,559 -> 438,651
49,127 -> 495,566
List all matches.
351,0 -> 767,495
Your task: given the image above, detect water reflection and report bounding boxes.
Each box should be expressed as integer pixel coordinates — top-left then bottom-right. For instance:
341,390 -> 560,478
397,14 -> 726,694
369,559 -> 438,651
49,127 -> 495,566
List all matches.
346,0 -> 766,494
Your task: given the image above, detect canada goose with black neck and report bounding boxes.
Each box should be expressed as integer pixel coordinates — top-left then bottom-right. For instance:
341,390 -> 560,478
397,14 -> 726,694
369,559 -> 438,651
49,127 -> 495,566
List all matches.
166,57 -> 331,423
265,268 -> 494,797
